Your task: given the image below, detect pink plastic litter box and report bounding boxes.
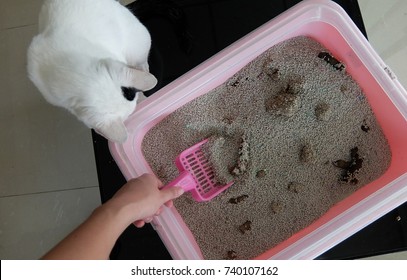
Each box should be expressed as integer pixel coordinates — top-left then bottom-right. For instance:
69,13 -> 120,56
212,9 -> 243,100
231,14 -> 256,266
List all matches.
109,0 -> 407,259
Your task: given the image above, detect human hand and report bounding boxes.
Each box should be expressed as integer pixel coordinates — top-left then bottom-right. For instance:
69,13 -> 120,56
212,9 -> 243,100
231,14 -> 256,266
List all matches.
105,173 -> 184,229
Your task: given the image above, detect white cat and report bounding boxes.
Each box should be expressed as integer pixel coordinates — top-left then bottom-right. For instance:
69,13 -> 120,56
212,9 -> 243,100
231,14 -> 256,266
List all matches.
27,0 -> 157,143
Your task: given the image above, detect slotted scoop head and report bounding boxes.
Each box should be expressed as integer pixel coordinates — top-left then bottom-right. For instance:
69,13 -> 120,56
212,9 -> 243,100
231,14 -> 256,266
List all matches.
163,139 -> 234,202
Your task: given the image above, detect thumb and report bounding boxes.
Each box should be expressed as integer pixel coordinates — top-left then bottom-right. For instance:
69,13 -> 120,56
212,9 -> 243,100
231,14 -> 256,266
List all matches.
160,186 -> 184,203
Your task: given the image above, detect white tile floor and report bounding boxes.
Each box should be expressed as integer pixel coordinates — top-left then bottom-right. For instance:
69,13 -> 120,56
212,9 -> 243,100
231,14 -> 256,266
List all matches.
0,0 -> 406,260
0,0 -> 100,259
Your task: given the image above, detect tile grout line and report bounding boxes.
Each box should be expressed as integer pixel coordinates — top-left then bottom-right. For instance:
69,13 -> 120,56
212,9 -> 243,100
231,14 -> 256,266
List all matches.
0,185 -> 100,199
1,23 -> 37,32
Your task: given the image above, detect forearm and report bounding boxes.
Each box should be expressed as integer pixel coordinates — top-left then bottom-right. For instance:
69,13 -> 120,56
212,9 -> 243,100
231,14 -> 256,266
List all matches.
41,203 -> 130,260
41,174 -> 183,260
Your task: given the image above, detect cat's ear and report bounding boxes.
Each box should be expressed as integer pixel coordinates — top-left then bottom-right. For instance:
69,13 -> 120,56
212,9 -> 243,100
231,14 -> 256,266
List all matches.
100,59 -> 157,91
123,67 -> 157,91
95,118 -> 128,143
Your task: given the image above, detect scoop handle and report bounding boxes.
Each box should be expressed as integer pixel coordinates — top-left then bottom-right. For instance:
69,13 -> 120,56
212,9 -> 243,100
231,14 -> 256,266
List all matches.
162,171 -> 197,192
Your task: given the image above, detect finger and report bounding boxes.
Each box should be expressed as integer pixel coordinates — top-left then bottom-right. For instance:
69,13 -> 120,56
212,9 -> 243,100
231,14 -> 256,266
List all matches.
133,220 -> 145,228
164,200 -> 174,208
154,206 -> 163,216
160,186 -> 184,203
156,178 -> 163,188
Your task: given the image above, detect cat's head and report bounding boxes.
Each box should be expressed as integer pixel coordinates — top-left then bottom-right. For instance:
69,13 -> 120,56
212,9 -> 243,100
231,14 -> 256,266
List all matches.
72,59 -> 157,143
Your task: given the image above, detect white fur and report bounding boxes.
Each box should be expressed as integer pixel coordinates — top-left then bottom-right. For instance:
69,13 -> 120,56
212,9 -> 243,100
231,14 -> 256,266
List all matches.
27,0 -> 157,143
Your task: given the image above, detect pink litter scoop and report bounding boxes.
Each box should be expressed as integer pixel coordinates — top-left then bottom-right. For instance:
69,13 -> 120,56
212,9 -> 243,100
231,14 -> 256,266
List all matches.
163,139 -> 234,202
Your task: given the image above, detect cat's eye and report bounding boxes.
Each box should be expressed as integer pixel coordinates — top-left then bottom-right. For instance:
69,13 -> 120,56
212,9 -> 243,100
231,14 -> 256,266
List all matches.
121,87 -> 138,101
